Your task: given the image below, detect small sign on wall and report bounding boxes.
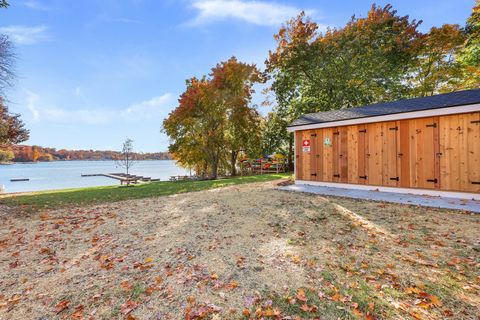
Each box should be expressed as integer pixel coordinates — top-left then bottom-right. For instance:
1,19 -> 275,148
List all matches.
324,137 -> 332,146
302,139 -> 310,152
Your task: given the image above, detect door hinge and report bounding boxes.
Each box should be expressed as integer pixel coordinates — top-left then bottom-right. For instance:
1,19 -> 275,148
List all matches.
359,175 -> 367,179
311,173 -> 317,177
316,154 -> 320,158
427,178 -> 438,183
311,133 -> 317,137
359,129 -> 367,133
389,126 -> 398,131
333,174 -> 340,178
390,177 -> 399,181
333,132 -> 340,135
426,123 -> 437,128
398,153 -> 403,157
436,152 -> 443,157
471,120 -> 480,124
472,181 -> 480,185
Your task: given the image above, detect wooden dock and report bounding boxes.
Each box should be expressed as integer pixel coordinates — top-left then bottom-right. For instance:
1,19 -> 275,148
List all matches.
10,178 -> 30,182
81,173 -> 159,184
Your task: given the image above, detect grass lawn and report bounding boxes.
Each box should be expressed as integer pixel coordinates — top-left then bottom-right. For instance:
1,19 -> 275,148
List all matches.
0,178 -> 479,319
0,173 -> 291,210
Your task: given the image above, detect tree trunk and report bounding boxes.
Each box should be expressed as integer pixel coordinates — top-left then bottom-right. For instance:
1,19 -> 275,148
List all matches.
288,133 -> 294,171
230,150 -> 237,176
210,156 -> 219,180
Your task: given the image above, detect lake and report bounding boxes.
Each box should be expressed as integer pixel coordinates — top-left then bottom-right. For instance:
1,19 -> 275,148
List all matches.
0,160 -> 189,193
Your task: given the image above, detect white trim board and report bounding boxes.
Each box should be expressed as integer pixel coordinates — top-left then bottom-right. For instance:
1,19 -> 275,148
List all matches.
295,180 -> 480,200
287,104 -> 480,132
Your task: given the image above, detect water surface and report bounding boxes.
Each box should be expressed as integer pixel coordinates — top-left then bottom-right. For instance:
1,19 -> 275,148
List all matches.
0,160 -> 188,193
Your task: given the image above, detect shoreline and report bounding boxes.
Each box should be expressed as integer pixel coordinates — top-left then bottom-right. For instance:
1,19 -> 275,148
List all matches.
2,159 -> 174,164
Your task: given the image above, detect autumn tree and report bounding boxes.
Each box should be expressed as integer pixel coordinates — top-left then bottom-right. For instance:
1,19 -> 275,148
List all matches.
163,78 -> 226,179
210,57 -> 263,175
164,58 -> 263,179
0,98 -> 29,145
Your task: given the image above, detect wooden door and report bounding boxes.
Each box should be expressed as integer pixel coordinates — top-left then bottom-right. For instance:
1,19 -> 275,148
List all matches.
357,125 -> 368,184
347,125 -> 360,184
331,127 -> 348,182
314,129 -> 324,182
467,113 -> 480,192
339,127 -> 349,183
309,130 -> 320,181
366,122 -> 383,186
382,121 -> 399,187
332,127 -> 340,182
322,127 -> 334,182
398,120 -> 411,188
301,130 -> 312,181
409,117 -> 439,189
440,112 -> 480,192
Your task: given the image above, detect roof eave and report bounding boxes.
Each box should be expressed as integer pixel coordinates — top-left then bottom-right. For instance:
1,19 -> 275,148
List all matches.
287,103 -> 480,132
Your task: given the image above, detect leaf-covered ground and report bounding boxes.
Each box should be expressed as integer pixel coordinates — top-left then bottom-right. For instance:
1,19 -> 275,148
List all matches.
0,180 -> 479,319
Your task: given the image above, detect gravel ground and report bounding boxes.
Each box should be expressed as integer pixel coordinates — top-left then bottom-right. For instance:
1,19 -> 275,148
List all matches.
0,180 -> 479,319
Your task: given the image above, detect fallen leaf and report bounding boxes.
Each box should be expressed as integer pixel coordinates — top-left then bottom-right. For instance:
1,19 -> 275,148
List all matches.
54,300 -> 70,314
120,301 -> 139,315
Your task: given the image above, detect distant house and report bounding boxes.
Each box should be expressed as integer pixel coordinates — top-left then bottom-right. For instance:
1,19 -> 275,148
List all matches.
288,89 -> 480,200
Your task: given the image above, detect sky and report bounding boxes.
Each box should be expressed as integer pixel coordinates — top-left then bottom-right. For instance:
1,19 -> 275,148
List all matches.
0,0 -> 475,152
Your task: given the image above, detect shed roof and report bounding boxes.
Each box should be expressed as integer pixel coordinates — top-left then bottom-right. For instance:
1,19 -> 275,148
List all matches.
289,89 -> 480,128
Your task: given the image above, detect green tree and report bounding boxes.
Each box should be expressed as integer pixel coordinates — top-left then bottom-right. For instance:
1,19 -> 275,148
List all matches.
410,24 -> 466,96
0,148 -> 13,162
458,0 -> 480,89
0,1 -> 8,8
261,112 -> 290,160
265,5 -> 422,166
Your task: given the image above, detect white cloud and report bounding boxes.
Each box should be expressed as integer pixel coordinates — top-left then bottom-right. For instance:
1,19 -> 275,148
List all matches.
123,93 -> 172,115
0,25 -> 50,45
26,91 -> 40,121
189,0 -> 311,26
23,0 -> 50,11
24,90 -> 173,125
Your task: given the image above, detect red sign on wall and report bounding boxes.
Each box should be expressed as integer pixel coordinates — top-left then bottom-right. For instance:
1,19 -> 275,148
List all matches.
302,139 -> 311,152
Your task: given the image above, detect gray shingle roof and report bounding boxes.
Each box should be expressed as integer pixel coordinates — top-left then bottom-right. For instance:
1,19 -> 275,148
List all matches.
289,89 -> 480,127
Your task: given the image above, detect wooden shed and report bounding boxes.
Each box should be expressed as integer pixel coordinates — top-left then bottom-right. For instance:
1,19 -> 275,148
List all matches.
288,89 -> 480,200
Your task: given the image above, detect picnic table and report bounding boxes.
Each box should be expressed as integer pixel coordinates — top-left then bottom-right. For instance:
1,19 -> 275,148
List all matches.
169,175 -> 190,181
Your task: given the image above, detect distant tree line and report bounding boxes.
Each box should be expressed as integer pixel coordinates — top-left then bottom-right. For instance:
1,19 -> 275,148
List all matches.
164,2 -> 479,178
4,145 -> 172,162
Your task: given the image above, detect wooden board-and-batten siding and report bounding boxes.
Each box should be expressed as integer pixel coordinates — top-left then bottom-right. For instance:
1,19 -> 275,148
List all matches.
295,112 -> 480,193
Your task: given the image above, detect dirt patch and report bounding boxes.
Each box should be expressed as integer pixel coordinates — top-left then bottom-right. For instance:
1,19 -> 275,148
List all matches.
0,180 -> 479,319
